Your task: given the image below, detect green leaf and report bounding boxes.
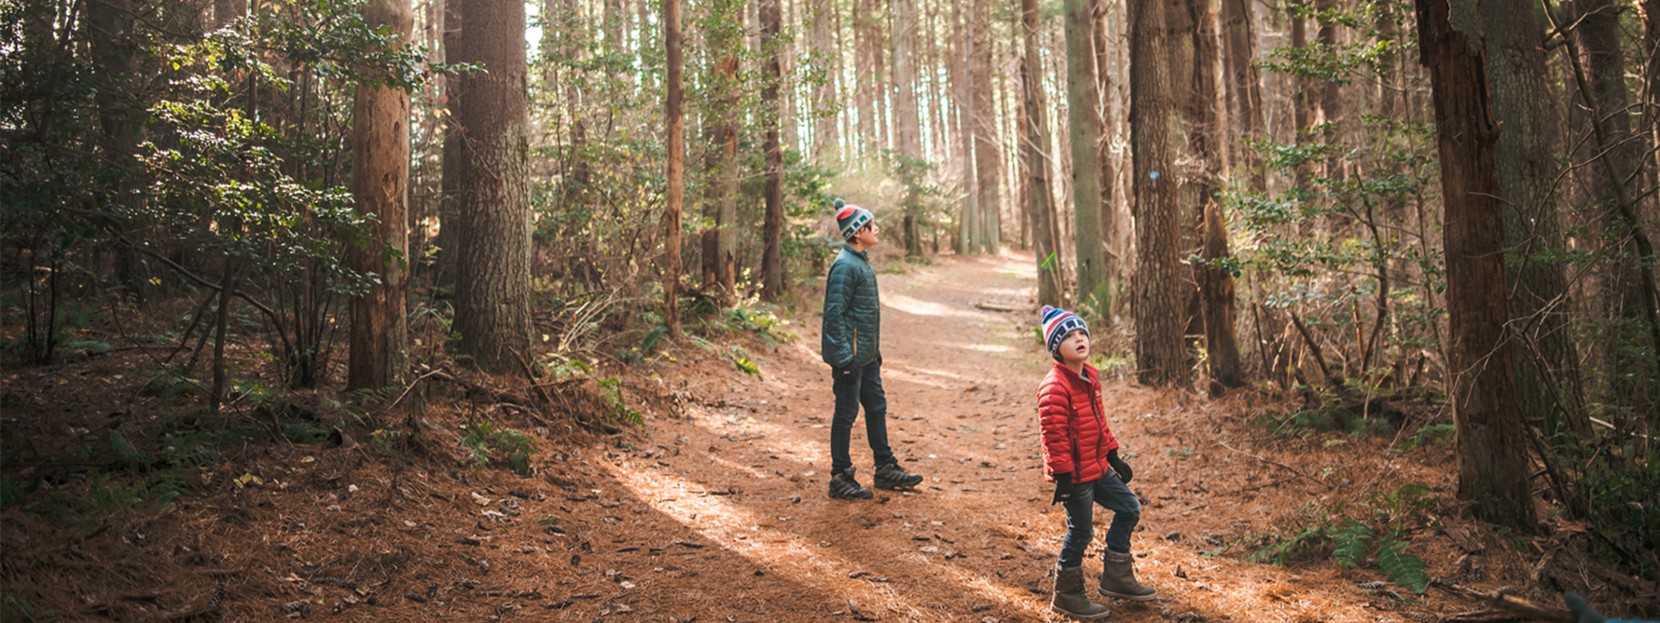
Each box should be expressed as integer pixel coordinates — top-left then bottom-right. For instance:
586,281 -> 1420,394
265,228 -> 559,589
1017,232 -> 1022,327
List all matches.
1333,519 -> 1372,568
1377,538 -> 1428,594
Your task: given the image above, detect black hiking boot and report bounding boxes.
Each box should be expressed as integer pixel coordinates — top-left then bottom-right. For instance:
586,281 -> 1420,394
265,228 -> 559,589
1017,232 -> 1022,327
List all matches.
829,468 -> 874,500
873,462 -> 923,490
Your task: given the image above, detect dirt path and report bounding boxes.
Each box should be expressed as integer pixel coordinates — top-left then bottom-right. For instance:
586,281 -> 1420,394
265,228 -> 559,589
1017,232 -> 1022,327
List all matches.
542,252 -> 1431,622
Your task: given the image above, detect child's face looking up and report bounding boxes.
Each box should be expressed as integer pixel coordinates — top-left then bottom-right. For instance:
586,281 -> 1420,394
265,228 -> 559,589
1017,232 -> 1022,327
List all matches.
1059,329 -> 1090,365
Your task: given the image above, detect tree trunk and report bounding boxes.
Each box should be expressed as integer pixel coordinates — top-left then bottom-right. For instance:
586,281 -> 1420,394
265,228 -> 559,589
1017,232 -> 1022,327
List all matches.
972,0 -> 1001,253
1181,0 -> 1242,394
761,0 -> 786,300
955,0 -> 978,255
1417,0 -> 1537,530
1022,0 -> 1063,307
435,0 -> 461,289
1565,0 -> 1660,414
812,0 -> 840,161
215,0 -> 245,27
664,0 -> 684,336
1220,0 -> 1262,187
347,0 -> 412,391
1314,0 -> 1341,181
1289,2 -> 1311,193
1064,0 -> 1106,301
453,0 -> 532,374
91,0 -> 152,301
1092,0 -> 1117,276
855,0 -> 879,158
1129,0 -> 1187,386
1480,0 -> 1586,439
893,0 -> 923,258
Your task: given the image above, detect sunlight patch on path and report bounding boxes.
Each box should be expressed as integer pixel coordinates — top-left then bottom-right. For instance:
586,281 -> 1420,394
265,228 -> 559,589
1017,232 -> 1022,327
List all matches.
882,293 -> 984,322
599,463 -> 1054,622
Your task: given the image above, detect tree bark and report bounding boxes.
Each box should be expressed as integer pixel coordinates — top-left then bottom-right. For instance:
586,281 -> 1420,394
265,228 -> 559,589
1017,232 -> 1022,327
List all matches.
1129,0 -> 1188,386
1417,0 -> 1537,530
1064,0 -> 1106,301
1181,0 -> 1242,394
348,0 -> 412,391
435,0 -> 461,289
1565,0 -> 1660,414
954,0 -> 978,255
664,0 -> 684,336
761,0 -> 786,300
1480,0 -> 1586,438
892,0 -> 923,258
972,0 -> 1001,253
811,0 -> 840,161
1220,0 -> 1262,187
453,0 -> 533,374
1021,0 -> 1063,307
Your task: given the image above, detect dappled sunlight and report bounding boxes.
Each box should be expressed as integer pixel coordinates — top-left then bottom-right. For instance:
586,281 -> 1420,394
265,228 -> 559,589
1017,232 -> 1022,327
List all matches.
883,293 -> 984,321
956,342 -> 1013,354
600,463 -> 1052,621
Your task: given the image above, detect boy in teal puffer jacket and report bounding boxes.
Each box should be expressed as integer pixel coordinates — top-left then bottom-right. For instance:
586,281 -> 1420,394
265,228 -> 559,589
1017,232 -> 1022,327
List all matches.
821,199 -> 923,500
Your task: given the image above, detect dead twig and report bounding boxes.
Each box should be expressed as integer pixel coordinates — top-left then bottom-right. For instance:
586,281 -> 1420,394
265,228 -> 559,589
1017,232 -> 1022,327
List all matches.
1217,441 -> 1331,490
1433,581 -> 1574,623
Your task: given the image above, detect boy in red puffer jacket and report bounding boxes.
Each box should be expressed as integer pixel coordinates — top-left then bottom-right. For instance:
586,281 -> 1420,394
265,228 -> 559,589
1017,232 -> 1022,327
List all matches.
1037,305 -> 1156,619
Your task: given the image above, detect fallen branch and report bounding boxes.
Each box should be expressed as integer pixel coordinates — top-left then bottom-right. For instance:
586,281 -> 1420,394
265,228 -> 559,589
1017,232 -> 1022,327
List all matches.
1217,441 -> 1330,489
1434,582 -> 1574,623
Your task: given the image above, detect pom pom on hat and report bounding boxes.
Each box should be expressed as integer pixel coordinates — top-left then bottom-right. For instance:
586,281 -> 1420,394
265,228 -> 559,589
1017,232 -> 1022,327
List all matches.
1040,305 -> 1089,361
834,198 -> 874,240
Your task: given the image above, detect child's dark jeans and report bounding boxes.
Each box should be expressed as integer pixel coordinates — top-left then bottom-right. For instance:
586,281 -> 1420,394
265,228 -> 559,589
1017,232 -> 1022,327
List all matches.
829,358 -> 896,476
1058,472 -> 1140,567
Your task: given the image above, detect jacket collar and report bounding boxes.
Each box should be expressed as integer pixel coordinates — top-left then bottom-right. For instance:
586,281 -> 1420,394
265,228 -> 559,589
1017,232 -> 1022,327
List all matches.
842,243 -> 869,262
1053,360 -> 1096,385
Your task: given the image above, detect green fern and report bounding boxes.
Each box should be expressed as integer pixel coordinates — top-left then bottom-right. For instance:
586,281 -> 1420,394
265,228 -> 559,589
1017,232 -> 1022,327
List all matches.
1247,527 -> 1326,566
1376,538 -> 1428,594
1333,519 -> 1372,568
109,430 -> 151,472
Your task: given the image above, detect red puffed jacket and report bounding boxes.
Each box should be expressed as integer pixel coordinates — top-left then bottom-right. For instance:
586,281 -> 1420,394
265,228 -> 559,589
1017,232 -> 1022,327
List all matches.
1038,361 -> 1119,484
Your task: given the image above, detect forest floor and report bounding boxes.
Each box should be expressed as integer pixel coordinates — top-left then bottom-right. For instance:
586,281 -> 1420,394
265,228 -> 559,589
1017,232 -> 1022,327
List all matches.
3,251 -> 1652,622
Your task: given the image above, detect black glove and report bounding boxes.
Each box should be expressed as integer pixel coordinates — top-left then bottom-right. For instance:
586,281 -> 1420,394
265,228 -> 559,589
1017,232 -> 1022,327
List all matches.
1050,472 -> 1074,505
1107,449 -> 1133,484
1565,593 -> 1607,623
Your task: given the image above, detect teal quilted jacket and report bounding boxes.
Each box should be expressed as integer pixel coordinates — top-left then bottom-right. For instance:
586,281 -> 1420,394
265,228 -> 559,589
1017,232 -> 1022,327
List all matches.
821,244 -> 881,368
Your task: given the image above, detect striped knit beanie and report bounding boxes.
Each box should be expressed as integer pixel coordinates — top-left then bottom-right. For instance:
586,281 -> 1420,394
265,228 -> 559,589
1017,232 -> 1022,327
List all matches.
834,198 -> 874,240
1040,305 -> 1089,360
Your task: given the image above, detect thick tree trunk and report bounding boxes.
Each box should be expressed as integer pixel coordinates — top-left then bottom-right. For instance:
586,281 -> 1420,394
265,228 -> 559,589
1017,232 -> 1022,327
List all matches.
855,0 -> 879,158
1092,0 -> 1116,276
1417,0 -> 1537,530
972,0 -> 1001,253
1129,0 -> 1188,386
1181,0 -> 1242,394
1480,0 -> 1586,439
761,0 -> 786,300
1566,0 -> 1660,414
1022,0 -> 1063,306
453,0 -> 532,374
1064,0 -> 1106,301
348,0 -> 412,391
664,0 -> 684,336
91,0 -> 152,300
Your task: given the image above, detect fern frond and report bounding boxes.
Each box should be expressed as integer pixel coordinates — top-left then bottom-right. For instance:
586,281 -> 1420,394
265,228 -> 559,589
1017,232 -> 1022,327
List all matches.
1377,538 -> 1428,594
1333,519 -> 1372,568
